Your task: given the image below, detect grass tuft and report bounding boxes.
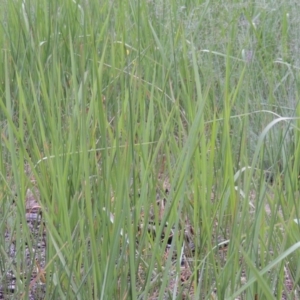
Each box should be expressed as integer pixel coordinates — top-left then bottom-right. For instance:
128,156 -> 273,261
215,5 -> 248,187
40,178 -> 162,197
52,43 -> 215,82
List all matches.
1,0 -> 300,299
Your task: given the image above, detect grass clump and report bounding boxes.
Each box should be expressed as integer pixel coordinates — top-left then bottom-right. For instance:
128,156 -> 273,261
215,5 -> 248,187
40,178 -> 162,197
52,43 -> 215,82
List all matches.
1,0 -> 300,299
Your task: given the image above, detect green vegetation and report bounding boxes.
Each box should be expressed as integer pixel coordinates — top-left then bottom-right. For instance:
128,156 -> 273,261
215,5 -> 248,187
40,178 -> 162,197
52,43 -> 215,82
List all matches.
1,0 -> 300,299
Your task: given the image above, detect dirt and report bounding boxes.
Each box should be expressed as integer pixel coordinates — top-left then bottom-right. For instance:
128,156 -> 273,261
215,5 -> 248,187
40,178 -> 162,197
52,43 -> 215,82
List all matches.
1,174 -> 299,299
0,188 -> 46,300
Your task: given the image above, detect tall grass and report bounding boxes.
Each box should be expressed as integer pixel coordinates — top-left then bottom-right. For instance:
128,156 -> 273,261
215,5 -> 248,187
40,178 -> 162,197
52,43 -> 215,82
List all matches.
1,0 -> 300,299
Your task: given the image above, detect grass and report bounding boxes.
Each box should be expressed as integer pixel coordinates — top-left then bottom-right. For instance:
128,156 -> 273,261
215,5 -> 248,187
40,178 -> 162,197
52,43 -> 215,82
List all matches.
1,0 -> 300,299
